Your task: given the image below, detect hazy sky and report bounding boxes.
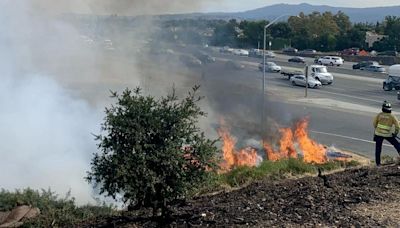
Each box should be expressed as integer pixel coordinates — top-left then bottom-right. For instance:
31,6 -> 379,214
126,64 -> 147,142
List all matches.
204,1 -> 400,12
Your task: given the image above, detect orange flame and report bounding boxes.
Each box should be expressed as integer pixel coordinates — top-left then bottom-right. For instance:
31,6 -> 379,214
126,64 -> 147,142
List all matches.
218,118 -> 327,171
265,128 -> 298,161
218,126 -> 260,171
294,118 -> 327,164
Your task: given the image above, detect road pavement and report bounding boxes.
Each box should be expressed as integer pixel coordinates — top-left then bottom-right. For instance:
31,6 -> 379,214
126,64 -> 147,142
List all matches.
196,51 -> 400,159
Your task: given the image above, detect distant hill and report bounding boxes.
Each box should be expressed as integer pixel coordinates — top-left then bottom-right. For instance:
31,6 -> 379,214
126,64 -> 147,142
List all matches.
161,3 -> 400,23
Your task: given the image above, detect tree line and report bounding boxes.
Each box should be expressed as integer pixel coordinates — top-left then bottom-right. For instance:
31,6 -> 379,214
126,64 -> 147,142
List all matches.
161,12 -> 400,52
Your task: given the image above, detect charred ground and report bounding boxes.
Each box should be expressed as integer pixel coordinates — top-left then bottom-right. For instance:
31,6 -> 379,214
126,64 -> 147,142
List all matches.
80,164 -> 400,227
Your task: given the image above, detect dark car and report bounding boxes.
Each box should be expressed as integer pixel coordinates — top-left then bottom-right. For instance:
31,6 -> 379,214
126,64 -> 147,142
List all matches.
299,49 -> 317,54
352,61 -> 379,70
288,56 -> 305,63
282,47 -> 298,53
378,50 -> 398,57
361,65 -> 386,73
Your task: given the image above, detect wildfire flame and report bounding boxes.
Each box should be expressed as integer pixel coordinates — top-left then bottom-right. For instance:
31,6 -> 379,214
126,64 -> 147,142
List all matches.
218,126 -> 261,171
219,118 -> 328,171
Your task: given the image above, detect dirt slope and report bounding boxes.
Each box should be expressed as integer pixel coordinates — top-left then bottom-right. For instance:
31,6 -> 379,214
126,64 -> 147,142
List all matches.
84,165 -> 400,227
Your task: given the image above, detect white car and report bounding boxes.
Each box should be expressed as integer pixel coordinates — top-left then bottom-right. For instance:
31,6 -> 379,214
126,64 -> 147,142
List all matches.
265,51 -> 276,58
258,62 -> 281,72
290,75 -> 322,88
317,56 -> 344,66
232,49 -> 249,56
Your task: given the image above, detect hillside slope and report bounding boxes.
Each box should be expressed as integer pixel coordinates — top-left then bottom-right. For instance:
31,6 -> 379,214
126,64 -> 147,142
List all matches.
83,164 -> 400,227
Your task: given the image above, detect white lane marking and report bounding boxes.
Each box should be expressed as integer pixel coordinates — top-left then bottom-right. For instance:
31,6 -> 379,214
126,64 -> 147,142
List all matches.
310,130 -> 392,147
310,90 -> 382,103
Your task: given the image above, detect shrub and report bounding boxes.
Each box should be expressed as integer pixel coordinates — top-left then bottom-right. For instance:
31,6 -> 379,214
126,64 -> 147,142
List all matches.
0,188 -> 115,227
86,86 -> 218,216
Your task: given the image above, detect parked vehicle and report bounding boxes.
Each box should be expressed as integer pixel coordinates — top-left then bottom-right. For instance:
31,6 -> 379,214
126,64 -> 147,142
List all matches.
281,69 -> 304,79
308,65 -> 334,85
383,65 -> 400,91
361,65 -> 386,73
282,47 -> 298,53
290,74 -> 322,88
317,56 -> 344,66
352,61 -> 379,70
258,62 -> 281,72
288,56 -> 305,63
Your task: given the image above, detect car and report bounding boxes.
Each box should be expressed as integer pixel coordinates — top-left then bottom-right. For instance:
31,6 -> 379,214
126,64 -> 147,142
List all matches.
265,51 -> 276,58
225,60 -> 245,70
383,65 -> 400,91
179,54 -> 202,67
317,56 -> 344,66
299,49 -> 317,54
361,65 -> 386,73
340,48 -> 360,55
288,56 -> 305,63
290,74 -> 322,88
352,61 -> 379,69
282,47 -> 298,53
194,51 -> 216,63
249,49 -> 276,58
258,62 -> 281,72
377,50 -> 398,57
232,49 -> 249,56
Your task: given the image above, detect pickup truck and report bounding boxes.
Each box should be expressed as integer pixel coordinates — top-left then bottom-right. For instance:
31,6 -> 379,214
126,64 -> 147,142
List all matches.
281,68 -> 303,79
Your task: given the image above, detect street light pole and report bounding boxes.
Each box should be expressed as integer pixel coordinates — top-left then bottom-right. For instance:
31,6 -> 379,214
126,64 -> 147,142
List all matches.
262,14 -> 296,144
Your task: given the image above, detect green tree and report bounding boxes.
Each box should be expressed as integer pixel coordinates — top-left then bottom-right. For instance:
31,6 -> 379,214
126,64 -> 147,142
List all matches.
211,19 -> 238,47
87,86 -> 218,216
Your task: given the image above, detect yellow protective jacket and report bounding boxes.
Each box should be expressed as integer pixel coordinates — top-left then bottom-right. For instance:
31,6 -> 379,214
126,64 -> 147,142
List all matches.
373,112 -> 400,137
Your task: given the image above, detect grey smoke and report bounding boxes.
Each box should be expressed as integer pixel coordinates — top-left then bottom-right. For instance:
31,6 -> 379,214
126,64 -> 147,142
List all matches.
0,0 -> 218,204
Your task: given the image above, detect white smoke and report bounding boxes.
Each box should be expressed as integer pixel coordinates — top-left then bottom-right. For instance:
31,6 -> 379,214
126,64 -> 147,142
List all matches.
0,0 -> 215,204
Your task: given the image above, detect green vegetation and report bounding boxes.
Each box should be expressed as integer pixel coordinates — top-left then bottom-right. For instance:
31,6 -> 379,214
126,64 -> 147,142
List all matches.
195,159 -> 361,193
162,13 -> 400,52
86,86 -> 219,216
0,188 -> 116,227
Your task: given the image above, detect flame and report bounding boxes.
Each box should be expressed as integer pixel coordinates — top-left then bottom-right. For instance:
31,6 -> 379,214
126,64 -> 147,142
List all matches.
265,128 -> 297,161
294,118 -> 327,164
218,117 -> 328,171
218,126 -> 260,171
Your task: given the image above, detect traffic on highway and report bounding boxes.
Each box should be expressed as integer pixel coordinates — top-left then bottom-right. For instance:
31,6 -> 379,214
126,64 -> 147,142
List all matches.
164,44 -> 400,158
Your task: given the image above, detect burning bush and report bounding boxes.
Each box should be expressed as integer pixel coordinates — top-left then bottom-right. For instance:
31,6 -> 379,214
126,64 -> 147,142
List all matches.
87,86 -> 218,216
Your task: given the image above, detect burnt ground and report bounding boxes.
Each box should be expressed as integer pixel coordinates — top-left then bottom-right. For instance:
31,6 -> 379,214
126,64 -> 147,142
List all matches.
83,165 -> 400,227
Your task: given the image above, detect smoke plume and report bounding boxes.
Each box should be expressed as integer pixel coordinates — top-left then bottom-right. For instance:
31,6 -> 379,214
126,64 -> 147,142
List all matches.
0,0 -> 215,204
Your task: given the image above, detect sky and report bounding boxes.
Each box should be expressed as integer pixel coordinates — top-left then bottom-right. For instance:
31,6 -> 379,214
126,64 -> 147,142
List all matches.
204,1 -> 400,13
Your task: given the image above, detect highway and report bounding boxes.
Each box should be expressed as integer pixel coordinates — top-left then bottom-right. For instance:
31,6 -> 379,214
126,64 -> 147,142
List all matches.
194,49 -> 400,159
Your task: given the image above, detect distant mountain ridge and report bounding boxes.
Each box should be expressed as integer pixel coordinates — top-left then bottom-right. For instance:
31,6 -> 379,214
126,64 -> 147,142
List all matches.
161,3 -> 400,23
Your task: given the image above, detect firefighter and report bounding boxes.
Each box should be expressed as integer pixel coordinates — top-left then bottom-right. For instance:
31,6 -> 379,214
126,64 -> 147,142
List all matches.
373,101 -> 400,166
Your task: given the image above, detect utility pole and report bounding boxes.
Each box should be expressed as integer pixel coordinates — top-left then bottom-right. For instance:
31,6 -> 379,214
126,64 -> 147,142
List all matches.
305,65 -> 308,98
